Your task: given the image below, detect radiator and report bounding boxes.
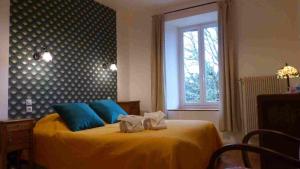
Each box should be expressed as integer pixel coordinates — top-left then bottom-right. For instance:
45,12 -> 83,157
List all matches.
239,76 -> 287,133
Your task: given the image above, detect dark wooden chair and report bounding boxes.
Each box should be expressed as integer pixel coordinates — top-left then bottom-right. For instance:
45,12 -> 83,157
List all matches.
207,129 -> 300,169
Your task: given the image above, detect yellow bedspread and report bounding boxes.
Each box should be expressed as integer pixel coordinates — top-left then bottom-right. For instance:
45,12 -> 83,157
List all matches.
34,113 -> 222,169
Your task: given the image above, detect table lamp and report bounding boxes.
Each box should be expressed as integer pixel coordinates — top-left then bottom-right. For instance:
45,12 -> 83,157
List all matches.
276,63 -> 299,91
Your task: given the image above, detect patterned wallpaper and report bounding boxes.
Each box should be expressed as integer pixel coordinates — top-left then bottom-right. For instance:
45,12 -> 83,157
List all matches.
9,0 -> 117,119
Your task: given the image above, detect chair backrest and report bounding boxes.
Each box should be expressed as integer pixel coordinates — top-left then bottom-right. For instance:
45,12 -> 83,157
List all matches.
207,144 -> 300,169
242,129 -> 300,169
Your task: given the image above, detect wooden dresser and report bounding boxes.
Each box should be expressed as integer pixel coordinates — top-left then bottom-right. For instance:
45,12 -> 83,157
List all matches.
257,94 -> 300,169
0,119 -> 35,169
117,101 -> 140,115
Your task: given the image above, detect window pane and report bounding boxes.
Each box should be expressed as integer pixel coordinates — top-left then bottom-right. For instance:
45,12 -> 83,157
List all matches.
204,26 -> 220,103
183,31 -> 200,104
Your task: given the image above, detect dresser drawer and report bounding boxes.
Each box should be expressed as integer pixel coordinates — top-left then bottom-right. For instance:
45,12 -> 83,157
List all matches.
6,121 -> 34,132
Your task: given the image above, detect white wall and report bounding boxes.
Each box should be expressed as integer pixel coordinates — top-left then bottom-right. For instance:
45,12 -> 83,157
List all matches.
127,13 -> 153,113
298,1 -> 300,39
98,0 -> 153,113
165,0 -> 300,129
2,0 -> 300,122
98,0 -> 300,129
0,0 -> 10,119
235,0 -> 300,78
165,23 -> 180,109
115,10 -> 131,101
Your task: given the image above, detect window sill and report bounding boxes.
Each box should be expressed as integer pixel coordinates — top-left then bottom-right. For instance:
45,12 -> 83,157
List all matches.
167,108 -> 219,112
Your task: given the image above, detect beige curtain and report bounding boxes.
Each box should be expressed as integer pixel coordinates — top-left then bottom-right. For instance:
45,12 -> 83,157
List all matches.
151,15 -> 165,112
218,0 -> 241,132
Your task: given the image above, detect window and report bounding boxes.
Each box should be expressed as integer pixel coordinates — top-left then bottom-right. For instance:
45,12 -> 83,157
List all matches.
179,23 -> 219,109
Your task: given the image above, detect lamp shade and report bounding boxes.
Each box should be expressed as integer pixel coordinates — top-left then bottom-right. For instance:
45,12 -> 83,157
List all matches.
277,63 -> 299,79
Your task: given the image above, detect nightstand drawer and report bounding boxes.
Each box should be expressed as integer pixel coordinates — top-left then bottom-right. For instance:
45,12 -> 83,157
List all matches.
0,118 -> 34,169
6,121 -> 34,132
7,130 -> 31,152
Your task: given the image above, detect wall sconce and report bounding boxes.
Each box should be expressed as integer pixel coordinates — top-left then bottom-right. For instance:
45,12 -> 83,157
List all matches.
33,46 -> 53,62
102,59 -> 117,71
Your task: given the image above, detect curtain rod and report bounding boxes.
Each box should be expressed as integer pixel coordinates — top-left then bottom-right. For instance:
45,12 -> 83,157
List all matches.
163,1 -> 217,15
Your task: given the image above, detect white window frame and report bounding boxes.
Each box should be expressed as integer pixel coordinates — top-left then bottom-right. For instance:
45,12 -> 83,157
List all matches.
178,22 -> 219,110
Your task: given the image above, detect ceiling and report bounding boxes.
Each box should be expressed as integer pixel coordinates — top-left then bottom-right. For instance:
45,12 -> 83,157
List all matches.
113,0 -> 190,8
96,0 -> 199,11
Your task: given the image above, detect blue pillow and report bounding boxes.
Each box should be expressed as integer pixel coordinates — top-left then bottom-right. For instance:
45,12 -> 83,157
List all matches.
53,103 -> 105,131
89,100 -> 128,124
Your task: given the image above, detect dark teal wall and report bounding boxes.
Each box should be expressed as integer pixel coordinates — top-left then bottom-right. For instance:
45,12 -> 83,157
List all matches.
9,0 -> 117,119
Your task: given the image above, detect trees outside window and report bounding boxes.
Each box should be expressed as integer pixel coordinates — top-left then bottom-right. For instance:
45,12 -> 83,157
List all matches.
180,23 -> 219,108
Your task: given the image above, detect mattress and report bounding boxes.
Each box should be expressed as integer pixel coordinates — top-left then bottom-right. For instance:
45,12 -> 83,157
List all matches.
34,113 -> 222,169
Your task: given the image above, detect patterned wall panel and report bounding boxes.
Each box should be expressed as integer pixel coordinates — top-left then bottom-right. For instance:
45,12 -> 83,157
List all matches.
9,0 -> 117,119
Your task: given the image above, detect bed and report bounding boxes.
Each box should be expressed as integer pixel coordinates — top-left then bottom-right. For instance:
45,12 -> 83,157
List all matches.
34,113 -> 222,169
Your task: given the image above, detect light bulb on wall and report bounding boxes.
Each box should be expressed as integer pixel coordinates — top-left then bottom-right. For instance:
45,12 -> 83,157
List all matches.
41,51 -> 53,62
33,46 -> 53,62
109,64 -> 117,71
102,59 -> 117,71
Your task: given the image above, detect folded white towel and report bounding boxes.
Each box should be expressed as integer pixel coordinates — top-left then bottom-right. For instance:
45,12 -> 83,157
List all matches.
143,111 -> 167,130
119,115 -> 144,133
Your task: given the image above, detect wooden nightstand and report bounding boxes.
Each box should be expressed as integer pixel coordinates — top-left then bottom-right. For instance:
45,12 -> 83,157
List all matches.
117,101 -> 141,115
0,119 -> 35,169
